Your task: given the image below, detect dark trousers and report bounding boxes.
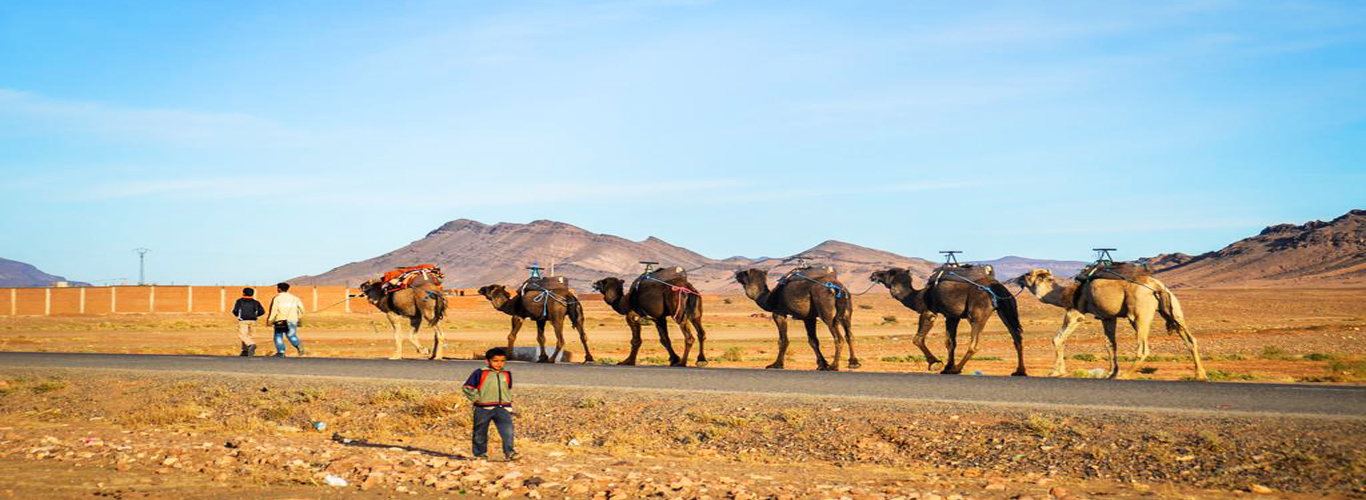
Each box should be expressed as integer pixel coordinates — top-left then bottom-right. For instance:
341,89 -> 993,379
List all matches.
472,406 -> 514,457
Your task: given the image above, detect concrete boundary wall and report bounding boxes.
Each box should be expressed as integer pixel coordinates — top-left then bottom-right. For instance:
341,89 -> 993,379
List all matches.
0,286 -> 481,316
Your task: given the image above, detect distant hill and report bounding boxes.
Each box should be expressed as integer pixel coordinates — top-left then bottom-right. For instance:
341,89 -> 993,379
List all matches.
291,220 -> 938,293
1147,209 -> 1366,288
968,256 -> 1089,281
0,258 -> 86,287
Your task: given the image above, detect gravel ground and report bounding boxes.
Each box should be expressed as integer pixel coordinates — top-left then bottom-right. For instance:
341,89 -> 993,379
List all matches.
0,368 -> 1363,500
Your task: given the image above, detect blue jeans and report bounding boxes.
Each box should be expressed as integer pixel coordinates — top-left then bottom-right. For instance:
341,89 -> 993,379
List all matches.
472,406 -> 514,457
273,321 -> 301,354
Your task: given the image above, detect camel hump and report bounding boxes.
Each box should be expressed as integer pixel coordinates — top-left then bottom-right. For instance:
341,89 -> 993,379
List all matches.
929,264 -> 995,284
1076,262 -> 1153,282
523,276 -> 572,292
784,265 -> 838,282
634,266 -> 690,290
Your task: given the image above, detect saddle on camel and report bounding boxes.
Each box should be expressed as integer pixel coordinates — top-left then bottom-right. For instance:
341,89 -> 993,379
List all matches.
519,272 -> 578,317
775,265 -> 848,299
380,264 -> 445,294
630,263 -> 701,322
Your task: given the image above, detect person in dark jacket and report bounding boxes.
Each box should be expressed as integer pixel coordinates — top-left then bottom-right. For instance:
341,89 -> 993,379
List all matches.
231,288 -> 266,357
463,347 -> 517,460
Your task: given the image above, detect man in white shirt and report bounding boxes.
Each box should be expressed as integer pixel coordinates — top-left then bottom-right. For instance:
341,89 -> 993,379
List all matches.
267,282 -> 307,357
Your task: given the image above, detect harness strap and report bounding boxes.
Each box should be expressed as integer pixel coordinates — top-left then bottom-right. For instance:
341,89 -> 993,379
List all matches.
779,273 -> 848,299
943,271 -> 1004,308
641,275 -> 700,322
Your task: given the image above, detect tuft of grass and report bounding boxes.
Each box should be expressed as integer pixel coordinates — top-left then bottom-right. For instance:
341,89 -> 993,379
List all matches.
292,387 -> 324,404
370,387 -> 421,404
31,380 -> 67,394
881,315 -> 898,324
594,357 -> 619,365
1023,414 -> 1057,438
1069,353 -> 1097,362
1258,346 -> 1288,360
407,393 -> 463,418
720,347 -> 745,362
1203,370 -> 1258,382
857,304 -> 873,310
1303,352 -> 1334,361
575,397 -> 602,409
1138,367 -> 1159,374
122,403 -> 206,426
722,298 -> 733,305
880,355 -> 926,363
641,356 -> 669,364
260,404 -> 296,421
974,356 -> 1003,361
1327,359 -> 1366,377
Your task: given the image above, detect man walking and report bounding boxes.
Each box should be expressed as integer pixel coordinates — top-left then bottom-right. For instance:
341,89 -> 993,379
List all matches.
231,287 -> 265,357
462,347 -> 518,461
267,282 -> 306,357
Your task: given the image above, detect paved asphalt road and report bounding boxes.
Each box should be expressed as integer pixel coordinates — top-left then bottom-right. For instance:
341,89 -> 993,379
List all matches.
2,352 -> 1363,419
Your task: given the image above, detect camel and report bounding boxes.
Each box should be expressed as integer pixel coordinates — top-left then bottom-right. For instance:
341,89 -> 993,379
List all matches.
477,280 -> 593,364
880,266 -> 1025,375
357,279 -> 448,360
1012,269 -> 1208,380
733,267 -> 857,371
868,268 -> 943,371
591,272 -> 708,367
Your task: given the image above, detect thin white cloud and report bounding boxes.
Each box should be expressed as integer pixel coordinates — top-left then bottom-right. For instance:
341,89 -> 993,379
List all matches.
0,88 -> 305,147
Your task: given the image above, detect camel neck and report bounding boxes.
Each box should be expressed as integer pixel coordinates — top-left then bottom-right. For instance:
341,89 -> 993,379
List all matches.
1037,279 -> 1076,309
606,289 -> 631,315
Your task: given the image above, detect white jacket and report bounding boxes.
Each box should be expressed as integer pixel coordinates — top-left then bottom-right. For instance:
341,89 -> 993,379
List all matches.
268,292 -> 306,323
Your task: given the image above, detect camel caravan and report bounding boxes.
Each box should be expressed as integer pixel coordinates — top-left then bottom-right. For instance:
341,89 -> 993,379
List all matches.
359,249 -> 1206,381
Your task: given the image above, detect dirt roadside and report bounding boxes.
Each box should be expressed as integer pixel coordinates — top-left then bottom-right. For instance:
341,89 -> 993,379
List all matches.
1,368 -> 1362,499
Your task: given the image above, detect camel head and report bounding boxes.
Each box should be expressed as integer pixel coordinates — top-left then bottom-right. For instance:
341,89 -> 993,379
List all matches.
477,284 -> 511,303
869,268 -> 912,287
1012,269 -> 1054,291
357,280 -> 385,302
733,269 -> 770,300
592,277 -> 625,298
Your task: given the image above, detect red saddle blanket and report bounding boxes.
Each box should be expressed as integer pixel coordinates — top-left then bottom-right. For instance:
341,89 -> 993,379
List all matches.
380,265 -> 445,293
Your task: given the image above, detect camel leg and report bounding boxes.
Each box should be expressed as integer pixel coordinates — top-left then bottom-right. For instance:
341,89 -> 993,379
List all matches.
505,316 -> 524,353
842,310 -> 859,369
620,314 -> 643,365
1049,311 -> 1084,377
691,315 -> 709,367
805,318 -> 832,371
534,320 -> 550,363
570,306 -> 594,364
547,315 -> 566,364
656,320 -> 683,366
941,317 -> 961,374
767,314 -> 789,369
406,316 -> 429,356
913,313 -> 942,371
955,308 -> 991,374
1102,318 -> 1120,379
1173,322 -> 1207,381
387,315 -> 404,360
1127,312 -> 1153,377
820,316 -> 843,372
429,322 -> 445,360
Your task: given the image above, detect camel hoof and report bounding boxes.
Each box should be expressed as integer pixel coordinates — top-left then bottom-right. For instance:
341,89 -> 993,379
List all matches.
537,355 -> 550,363
582,357 -> 595,364
1011,370 -> 1028,377
617,360 -> 637,366
765,363 -> 784,370
695,360 -> 709,368
669,358 -> 683,367
940,368 -> 960,375
848,359 -> 862,370
927,361 -> 944,372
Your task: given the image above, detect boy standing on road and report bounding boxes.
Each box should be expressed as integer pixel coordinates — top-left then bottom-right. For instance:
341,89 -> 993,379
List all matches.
462,347 -> 518,461
231,288 -> 265,357
267,282 -> 306,357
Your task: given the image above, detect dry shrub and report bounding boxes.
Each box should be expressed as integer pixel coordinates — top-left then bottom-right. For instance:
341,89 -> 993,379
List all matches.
31,380 -> 66,393
261,404 -> 297,422
721,347 -> 745,362
1024,414 -> 1057,438
408,393 -> 463,418
122,403 -> 207,427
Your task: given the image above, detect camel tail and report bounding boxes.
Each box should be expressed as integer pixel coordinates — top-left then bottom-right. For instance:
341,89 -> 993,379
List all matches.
990,283 -> 1024,336
1154,284 -> 1188,335
568,301 -> 586,330
431,292 -> 448,325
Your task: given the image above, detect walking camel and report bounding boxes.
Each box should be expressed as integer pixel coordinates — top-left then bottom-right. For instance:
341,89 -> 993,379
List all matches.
1012,268 -> 1208,380
592,270 -> 708,366
868,268 -> 942,371
733,267 -> 858,371
874,265 -> 1026,375
357,279 -> 448,360
477,280 -> 593,364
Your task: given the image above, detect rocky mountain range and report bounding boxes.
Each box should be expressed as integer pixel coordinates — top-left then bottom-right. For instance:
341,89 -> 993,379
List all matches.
0,257 -> 86,287
1146,209 -> 1366,287
291,219 -> 940,293
293,209 -> 1365,292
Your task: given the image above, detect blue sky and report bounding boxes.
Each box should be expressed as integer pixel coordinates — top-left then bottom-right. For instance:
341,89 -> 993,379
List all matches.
1,0 -> 1363,284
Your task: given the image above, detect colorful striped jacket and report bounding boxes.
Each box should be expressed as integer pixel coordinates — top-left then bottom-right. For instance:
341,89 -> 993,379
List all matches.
462,368 -> 512,407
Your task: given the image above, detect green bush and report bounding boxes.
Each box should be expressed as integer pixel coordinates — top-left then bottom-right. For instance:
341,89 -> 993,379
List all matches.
1069,353 -> 1097,362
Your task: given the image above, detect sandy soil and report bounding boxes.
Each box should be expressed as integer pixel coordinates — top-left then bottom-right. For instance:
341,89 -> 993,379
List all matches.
1,368 -> 1362,500
2,289 -> 1364,383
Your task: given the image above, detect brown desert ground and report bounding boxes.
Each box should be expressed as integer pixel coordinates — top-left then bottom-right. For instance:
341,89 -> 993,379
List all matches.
1,288 -> 1365,499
